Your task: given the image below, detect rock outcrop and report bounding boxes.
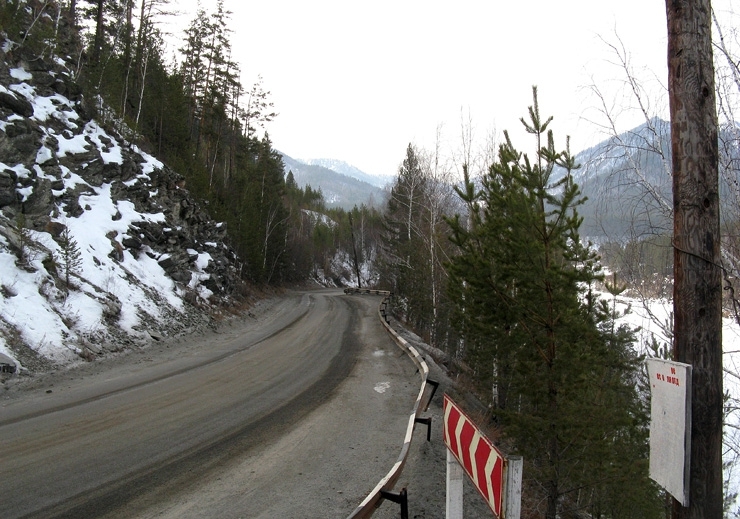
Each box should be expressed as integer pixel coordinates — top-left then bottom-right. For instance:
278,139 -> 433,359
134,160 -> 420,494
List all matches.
0,43 -> 247,370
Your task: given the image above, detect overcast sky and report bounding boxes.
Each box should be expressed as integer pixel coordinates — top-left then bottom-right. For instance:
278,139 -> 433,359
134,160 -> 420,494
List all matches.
168,1 -> 732,178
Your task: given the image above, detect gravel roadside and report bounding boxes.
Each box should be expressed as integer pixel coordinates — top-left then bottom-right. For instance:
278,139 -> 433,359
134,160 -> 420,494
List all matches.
373,315 -> 494,519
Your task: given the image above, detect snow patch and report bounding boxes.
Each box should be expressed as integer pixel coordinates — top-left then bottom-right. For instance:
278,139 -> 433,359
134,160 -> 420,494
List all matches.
10,67 -> 32,81
374,382 -> 391,394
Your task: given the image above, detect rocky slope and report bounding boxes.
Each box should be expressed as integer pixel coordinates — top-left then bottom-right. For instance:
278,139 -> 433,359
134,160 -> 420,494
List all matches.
0,44 -> 245,374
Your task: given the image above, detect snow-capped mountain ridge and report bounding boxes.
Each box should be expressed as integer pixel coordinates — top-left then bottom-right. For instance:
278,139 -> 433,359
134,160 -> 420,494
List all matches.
280,153 -> 386,209
302,158 -> 392,188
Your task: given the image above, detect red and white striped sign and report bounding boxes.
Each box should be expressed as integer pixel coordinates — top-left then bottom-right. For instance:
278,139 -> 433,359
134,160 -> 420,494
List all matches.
443,394 -> 505,517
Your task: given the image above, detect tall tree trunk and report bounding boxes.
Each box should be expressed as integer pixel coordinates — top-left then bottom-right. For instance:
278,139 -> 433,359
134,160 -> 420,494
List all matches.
119,0 -> 135,119
196,31 -> 217,159
134,44 -> 149,132
349,213 -> 362,288
92,0 -> 104,62
667,1 -> 723,517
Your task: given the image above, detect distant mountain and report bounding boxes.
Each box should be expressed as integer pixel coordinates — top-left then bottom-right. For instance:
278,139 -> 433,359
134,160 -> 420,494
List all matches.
568,117 -> 673,241
303,158 -> 393,189
566,116 -> 740,242
280,154 -> 387,210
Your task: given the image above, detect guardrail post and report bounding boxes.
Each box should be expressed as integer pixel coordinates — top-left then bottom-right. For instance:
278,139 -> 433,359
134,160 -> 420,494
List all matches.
414,416 -> 432,441
380,488 -> 408,519
425,379 -> 439,411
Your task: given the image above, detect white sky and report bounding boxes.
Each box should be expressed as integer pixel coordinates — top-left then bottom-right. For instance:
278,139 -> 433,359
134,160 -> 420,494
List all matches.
166,1 -> 731,178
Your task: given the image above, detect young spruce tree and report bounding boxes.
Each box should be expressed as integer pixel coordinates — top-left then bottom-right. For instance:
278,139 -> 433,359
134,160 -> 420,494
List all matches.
57,227 -> 83,291
446,88 -> 663,518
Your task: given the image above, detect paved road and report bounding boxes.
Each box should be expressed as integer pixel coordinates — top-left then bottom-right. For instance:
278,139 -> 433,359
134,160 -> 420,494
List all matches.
0,290 -> 419,518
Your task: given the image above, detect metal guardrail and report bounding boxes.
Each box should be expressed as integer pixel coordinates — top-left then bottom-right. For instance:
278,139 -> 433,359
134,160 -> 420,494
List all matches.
343,288 -> 392,296
346,295 -> 431,519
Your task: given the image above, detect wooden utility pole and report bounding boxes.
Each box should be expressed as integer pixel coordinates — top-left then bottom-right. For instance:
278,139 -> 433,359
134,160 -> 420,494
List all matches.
666,0 -> 723,517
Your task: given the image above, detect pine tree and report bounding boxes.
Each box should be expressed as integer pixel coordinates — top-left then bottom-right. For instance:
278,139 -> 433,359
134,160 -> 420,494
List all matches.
236,134 -> 288,283
79,0 -> 127,90
243,75 -> 277,140
57,227 -> 83,290
15,212 -> 33,268
178,1 -> 243,191
446,88 -> 663,518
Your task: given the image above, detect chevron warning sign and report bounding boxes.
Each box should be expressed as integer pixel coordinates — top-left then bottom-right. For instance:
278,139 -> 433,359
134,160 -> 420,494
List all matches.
443,394 -> 505,517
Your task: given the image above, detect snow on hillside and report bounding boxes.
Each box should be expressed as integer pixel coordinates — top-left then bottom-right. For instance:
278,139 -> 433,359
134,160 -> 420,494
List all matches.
614,295 -> 740,513
0,177 -> 201,365
311,248 -> 379,289
0,58 -> 228,372
302,208 -> 336,228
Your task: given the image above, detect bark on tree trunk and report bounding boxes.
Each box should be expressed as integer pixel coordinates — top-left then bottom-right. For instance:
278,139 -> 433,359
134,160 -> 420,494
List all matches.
666,1 -> 723,517
349,213 -> 362,288
93,0 -> 104,62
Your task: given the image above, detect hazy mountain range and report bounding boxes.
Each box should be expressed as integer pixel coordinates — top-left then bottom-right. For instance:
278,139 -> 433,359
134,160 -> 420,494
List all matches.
302,158 -> 393,188
282,117 -> 740,242
280,154 -> 390,209
571,116 -> 739,241
568,117 -> 673,241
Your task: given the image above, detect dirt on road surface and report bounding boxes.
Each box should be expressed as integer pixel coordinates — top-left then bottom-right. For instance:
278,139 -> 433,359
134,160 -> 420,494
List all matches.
1,289 -> 493,519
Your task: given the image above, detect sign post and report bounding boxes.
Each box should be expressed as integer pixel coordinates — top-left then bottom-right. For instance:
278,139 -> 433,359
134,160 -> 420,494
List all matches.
443,394 -> 521,518
504,456 -> 523,519
647,358 -> 692,506
446,448 -> 464,519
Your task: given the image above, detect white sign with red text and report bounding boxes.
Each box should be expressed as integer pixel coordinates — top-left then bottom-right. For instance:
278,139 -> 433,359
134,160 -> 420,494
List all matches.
647,358 -> 692,506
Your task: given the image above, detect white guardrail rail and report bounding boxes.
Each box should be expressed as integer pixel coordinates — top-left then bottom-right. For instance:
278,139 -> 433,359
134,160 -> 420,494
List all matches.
345,291 -> 433,519
342,288 -> 393,296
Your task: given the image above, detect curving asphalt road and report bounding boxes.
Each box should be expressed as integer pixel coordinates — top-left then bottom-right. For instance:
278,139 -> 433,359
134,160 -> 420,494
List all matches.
0,289 -> 419,519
